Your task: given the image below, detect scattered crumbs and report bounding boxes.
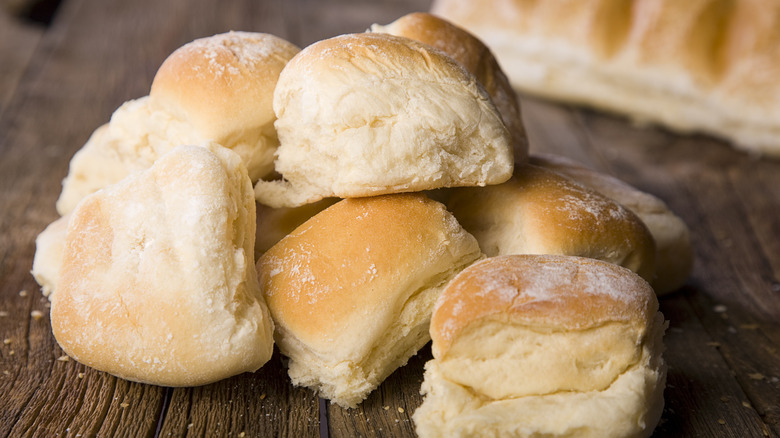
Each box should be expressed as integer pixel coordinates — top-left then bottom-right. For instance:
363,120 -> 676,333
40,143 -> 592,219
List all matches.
238,433 -> 245,438
770,377 -> 780,383
120,402 -> 129,408
31,310 -> 44,320
713,305 -> 727,313
3,339 -> 11,345
44,302 -> 51,308
0,311 -> 7,317
707,342 -> 721,348
748,373 -> 765,381
259,393 -> 266,400
727,326 -> 738,334
718,419 -> 726,425
187,423 -> 194,429
19,290 -> 28,297
3,370 -> 9,376
395,419 -> 400,423
397,407 -> 404,413
742,401 -> 752,408
383,406 -> 390,411
57,355 -> 70,362
9,350 -> 15,356
78,373 -> 84,379
740,323 -> 759,330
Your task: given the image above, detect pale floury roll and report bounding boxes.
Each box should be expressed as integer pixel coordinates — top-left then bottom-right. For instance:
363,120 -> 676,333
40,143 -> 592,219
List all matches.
370,12 -> 528,162
256,194 -> 483,407
444,162 -> 657,282
254,32 -> 514,208
531,154 -> 694,294
57,31 -> 300,215
51,144 -> 274,387
413,255 -> 667,438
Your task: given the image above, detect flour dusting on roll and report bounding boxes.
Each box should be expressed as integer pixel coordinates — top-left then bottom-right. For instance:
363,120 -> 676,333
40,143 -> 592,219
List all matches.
445,162 -> 657,282
51,144 -> 274,387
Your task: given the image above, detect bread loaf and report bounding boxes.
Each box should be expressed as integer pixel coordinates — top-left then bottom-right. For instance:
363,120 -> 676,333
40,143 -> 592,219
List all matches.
51,144 -> 274,387
256,193 -> 482,407
254,32 -> 514,208
431,0 -> 780,157
414,254 -> 667,438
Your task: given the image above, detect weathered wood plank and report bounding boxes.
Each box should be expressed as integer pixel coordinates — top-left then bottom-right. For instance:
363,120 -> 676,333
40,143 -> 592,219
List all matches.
0,9 -> 43,118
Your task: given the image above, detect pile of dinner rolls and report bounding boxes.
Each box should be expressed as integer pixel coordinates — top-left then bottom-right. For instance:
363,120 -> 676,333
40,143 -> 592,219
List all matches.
32,11 -> 694,438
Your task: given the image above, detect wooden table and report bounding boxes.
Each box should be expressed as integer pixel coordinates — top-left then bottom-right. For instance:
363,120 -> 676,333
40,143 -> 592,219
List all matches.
1,0 -> 778,436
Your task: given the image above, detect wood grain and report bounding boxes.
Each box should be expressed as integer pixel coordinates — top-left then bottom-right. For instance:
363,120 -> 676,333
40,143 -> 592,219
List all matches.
1,0 -> 779,437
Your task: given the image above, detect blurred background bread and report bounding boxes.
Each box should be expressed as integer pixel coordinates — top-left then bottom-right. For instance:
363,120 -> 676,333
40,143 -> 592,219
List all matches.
431,0 -> 780,157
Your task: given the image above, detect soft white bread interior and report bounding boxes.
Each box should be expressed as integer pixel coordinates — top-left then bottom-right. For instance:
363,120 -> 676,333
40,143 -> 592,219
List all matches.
31,214 -> 70,298
431,0 -> 780,157
50,144 -> 274,387
444,162 -> 657,282
370,12 -> 528,163
254,32 -> 514,208
532,154 -> 693,294
57,31 -> 300,215
256,193 -> 483,407
413,254 -> 667,438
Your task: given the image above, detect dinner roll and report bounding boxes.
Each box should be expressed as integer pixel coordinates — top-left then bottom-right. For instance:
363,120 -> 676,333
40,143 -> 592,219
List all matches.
444,163 -> 657,282
254,32 -> 514,208
414,254 -> 667,438
532,154 -> 693,294
57,31 -> 300,215
370,12 -> 528,162
256,193 -> 483,407
31,214 -> 70,298
51,144 -> 274,387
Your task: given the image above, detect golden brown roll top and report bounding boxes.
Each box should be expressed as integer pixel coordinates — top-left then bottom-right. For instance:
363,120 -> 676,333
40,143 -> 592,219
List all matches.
257,193 -> 483,407
445,162 -> 657,282
531,154 -> 694,294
